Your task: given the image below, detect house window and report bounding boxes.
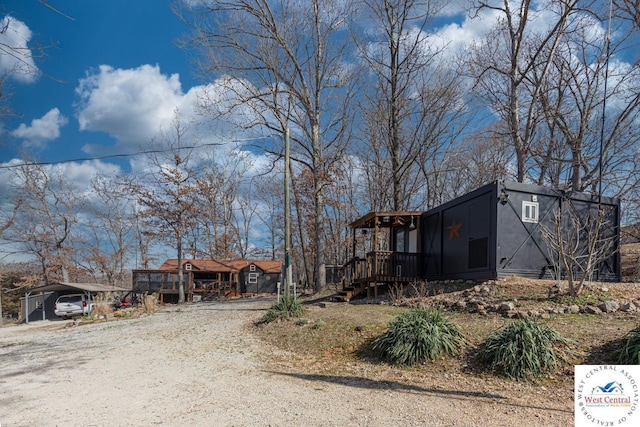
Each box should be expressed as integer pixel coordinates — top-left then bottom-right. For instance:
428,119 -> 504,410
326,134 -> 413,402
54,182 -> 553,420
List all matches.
185,263 -> 192,271
249,264 -> 256,272
522,201 -> 539,223
248,273 -> 258,284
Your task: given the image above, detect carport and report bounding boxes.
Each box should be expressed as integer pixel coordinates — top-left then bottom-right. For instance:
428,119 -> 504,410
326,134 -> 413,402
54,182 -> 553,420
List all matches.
22,282 -> 129,323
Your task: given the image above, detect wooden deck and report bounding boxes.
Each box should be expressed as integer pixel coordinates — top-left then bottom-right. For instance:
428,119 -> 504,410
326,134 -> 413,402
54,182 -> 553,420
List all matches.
340,251 -> 421,300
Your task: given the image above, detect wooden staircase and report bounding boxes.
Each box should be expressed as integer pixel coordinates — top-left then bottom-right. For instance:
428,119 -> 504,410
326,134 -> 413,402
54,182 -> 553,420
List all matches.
336,282 -> 368,302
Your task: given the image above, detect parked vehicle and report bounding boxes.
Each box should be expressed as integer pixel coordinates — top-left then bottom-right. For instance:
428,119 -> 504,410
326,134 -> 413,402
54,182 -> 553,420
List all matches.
54,294 -> 93,318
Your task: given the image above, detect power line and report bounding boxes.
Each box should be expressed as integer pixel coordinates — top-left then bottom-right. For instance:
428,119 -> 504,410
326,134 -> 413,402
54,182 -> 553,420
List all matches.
0,136 -> 276,170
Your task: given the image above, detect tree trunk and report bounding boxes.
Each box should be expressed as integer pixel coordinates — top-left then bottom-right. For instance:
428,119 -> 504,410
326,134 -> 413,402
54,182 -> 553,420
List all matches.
177,230 -> 185,304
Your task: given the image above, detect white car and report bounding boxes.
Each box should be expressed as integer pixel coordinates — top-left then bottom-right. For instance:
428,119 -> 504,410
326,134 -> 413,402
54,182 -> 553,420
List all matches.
54,294 -> 94,318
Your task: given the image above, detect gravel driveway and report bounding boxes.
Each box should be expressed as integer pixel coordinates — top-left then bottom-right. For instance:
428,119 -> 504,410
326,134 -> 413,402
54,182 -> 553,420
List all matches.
0,298 -> 572,426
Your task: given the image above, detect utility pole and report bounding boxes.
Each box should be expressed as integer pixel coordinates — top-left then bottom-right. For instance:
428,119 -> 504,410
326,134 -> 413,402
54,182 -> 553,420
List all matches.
284,127 -> 293,297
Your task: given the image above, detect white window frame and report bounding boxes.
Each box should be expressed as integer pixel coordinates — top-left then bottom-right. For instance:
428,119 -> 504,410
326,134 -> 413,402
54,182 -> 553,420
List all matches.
522,201 -> 539,223
248,272 -> 258,284
249,264 -> 256,272
185,263 -> 192,271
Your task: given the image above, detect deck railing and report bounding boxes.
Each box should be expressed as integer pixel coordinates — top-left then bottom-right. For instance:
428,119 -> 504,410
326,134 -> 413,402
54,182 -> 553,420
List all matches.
341,251 -> 420,285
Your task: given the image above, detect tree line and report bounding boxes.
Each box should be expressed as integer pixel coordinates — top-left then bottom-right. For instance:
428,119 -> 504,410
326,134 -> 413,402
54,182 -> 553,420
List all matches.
1,0 -> 639,299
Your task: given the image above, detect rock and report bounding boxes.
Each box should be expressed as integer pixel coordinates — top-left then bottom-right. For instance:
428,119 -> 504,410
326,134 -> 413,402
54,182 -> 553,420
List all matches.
564,305 -> 580,314
598,301 -> 619,313
548,283 -> 568,298
479,286 -> 491,296
584,305 -> 603,315
620,302 -> 637,312
499,301 -> 515,312
454,301 -> 467,310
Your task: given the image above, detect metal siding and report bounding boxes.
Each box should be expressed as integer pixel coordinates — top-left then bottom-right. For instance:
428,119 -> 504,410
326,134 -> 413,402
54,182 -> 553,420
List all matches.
467,194 -> 491,269
442,203 -> 468,274
419,181 -> 620,282
498,190 -> 553,278
422,211 -> 442,277
423,184 -> 496,280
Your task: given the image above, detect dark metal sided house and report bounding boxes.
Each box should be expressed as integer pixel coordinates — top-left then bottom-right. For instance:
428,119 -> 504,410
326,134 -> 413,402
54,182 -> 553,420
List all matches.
423,181 -> 620,282
341,181 -> 621,300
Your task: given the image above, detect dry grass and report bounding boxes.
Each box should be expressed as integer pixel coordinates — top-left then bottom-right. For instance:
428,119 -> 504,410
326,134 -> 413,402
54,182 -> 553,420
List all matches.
253,276 -> 640,411
91,293 -> 114,317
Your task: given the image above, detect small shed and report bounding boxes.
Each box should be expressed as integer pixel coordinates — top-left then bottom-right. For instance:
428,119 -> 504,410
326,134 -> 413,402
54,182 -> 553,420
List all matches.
422,181 -> 621,281
22,282 -> 129,323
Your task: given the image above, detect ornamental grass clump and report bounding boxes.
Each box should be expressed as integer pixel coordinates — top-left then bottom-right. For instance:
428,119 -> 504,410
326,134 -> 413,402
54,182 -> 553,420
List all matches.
371,306 -> 466,366
480,319 -> 573,380
618,324 -> 640,365
261,295 -> 305,324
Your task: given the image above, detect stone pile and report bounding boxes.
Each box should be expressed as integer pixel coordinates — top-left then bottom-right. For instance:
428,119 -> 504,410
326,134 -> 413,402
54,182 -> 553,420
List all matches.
433,282 -> 640,319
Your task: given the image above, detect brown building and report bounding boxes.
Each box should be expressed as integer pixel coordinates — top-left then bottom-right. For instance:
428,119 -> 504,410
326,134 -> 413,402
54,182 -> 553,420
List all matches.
132,259 -> 282,303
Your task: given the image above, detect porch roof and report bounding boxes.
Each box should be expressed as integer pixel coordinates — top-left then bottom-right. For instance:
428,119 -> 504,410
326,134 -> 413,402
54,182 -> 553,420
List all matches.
349,211 -> 422,229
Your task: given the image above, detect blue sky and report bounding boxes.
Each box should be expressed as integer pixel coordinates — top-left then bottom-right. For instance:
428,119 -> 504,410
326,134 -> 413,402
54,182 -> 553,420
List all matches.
1,0 -> 635,181
1,0 -> 198,166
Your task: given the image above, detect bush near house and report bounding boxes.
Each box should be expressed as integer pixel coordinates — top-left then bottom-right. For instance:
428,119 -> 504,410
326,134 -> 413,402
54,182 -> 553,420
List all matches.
260,295 -> 305,324
618,324 -> 640,365
371,306 -> 466,366
479,319 -> 574,380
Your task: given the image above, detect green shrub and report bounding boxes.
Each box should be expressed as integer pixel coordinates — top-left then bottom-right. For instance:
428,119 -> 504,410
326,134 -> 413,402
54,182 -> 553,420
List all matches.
618,324 -> 640,365
480,319 -> 573,380
371,306 -> 465,366
312,320 -> 325,329
295,318 -> 309,326
261,295 -> 305,324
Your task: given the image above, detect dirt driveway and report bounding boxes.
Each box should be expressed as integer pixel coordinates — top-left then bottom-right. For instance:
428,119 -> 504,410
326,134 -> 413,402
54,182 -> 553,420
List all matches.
0,298 -> 572,426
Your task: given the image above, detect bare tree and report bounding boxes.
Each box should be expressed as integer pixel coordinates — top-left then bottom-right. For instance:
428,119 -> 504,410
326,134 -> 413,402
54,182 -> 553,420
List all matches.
355,0 -> 469,211
469,0 -> 584,183
252,171 -> 285,261
3,163 -> 83,283
614,0 -> 640,29
80,174 -> 138,287
540,200 -> 618,296
178,0 -> 358,293
133,112 -> 198,303
191,150 -> 251,259
0,3 -> 72,119
531,9 -> 640,194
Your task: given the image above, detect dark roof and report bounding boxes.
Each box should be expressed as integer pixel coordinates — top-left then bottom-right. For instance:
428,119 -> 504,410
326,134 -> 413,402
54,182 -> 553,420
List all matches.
25,282 -> 129,294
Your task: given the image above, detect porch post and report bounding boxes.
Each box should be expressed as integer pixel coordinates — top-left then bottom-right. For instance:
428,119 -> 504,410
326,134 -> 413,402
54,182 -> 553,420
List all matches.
373,215 -> 379,298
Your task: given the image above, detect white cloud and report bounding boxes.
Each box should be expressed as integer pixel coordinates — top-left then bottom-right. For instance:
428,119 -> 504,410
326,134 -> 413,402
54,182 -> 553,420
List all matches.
75,64 -> 186,150
11,108 -> 68,148
0,15 -> 39,83
74,64 -> 272,176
